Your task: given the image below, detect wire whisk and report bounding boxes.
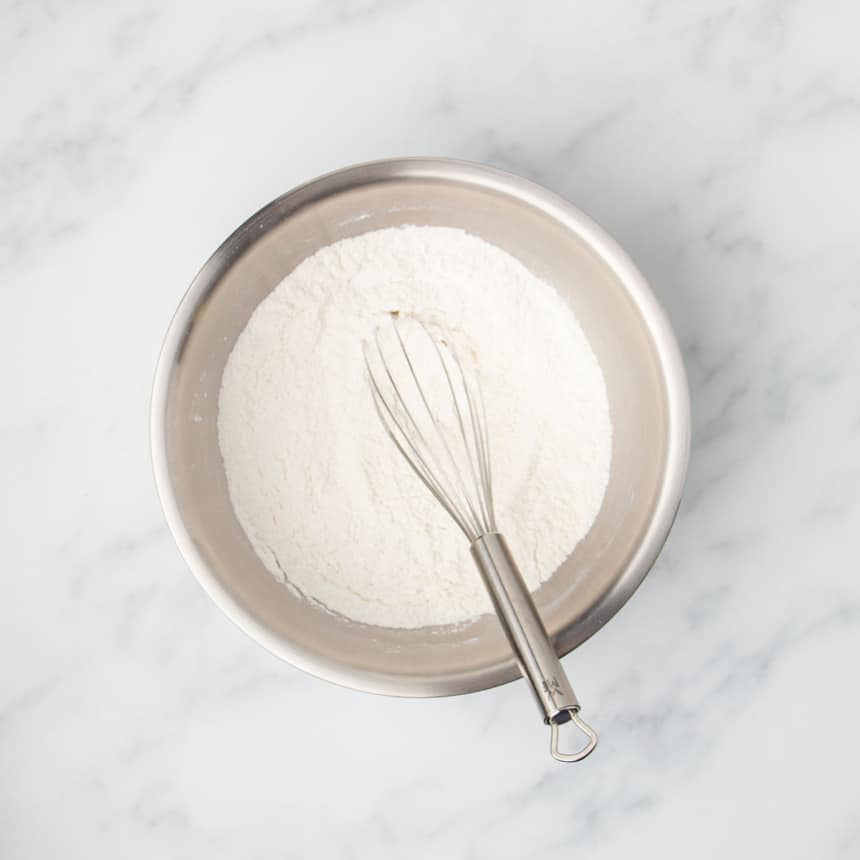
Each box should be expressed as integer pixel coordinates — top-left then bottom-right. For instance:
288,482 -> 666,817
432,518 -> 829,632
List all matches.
365,314 -> 597,763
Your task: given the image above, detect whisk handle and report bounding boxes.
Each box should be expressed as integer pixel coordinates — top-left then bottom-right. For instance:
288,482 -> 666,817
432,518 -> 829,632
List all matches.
470,532 -> 597,762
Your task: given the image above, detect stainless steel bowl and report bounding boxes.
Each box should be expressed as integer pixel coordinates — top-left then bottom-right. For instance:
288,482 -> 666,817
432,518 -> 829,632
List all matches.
151,158 -> 690,697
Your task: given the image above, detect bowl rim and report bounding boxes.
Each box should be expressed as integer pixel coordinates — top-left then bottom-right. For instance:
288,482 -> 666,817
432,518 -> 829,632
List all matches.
151,156 -> 690,698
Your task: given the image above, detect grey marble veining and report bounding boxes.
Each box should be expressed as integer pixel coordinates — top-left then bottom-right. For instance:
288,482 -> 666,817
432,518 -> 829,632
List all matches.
2,1 -> 859,857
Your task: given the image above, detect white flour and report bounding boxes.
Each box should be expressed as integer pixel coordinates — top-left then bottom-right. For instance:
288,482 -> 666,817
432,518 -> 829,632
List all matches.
217,226 -> 611,628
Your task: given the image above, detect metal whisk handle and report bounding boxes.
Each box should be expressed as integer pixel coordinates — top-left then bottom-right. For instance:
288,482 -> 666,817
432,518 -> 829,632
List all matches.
470,533 -> 597,762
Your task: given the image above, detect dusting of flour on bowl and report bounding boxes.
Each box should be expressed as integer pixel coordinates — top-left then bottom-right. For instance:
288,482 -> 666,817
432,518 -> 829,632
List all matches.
217,226 -> 611,629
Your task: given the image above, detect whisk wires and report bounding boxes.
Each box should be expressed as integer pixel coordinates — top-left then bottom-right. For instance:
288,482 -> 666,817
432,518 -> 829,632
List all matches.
364,316 -> 496,543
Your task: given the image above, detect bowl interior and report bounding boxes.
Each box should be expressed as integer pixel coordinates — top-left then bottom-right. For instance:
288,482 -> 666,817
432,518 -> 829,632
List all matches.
155,161 -> 687,696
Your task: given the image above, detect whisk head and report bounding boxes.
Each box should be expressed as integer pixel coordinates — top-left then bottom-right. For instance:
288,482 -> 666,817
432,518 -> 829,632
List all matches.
364,314 -> 496,543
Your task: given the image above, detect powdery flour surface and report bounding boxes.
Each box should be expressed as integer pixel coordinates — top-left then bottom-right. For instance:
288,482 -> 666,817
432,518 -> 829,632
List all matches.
217,226 -> 611,628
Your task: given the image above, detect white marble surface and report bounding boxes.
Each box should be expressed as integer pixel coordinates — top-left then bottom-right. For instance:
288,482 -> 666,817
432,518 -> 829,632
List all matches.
3,1 -> 859,857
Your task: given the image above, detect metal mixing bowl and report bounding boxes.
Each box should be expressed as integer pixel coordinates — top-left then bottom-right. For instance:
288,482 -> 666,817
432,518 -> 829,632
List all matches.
151,158 -> 690,697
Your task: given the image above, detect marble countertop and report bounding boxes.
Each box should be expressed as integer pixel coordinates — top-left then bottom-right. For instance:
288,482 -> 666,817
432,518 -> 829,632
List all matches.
3,1 -> 859,857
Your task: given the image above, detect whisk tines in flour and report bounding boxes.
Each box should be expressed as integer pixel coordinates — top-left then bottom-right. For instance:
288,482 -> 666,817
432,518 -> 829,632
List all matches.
364,315 -> 495,542
365,315 -> 598,763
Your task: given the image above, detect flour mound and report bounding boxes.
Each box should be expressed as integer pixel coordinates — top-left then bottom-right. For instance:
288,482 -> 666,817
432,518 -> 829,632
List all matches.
217,226 -> 611,629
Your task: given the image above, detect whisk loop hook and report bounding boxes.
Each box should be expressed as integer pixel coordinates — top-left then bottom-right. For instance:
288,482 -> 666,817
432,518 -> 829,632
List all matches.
550,709 -> 598,763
